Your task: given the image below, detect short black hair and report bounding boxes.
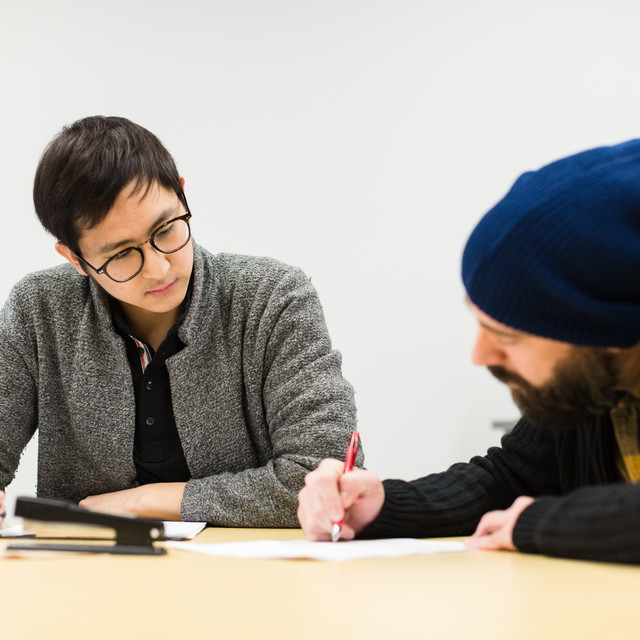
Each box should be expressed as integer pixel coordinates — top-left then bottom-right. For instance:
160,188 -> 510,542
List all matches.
33,116 -> 184,251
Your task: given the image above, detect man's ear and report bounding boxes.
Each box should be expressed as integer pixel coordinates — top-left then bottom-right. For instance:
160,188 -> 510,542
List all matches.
55,242 -> 88,277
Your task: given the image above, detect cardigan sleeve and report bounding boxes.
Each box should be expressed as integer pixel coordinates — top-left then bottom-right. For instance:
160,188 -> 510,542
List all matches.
358,419 -> 562,539
0,285 -> 39,490
179,262 -> 359,526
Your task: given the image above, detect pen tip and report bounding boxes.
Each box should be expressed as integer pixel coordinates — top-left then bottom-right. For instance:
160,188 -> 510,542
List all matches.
331,523 -> 341,543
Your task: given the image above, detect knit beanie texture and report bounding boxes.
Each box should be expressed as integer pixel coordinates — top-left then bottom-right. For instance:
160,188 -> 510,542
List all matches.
462,139 -> 640,348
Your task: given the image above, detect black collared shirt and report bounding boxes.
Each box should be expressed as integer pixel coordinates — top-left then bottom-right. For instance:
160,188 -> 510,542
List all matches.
110,287 -> 192,485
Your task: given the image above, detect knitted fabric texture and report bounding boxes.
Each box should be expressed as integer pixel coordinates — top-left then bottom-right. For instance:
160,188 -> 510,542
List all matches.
462,139 -> 640,347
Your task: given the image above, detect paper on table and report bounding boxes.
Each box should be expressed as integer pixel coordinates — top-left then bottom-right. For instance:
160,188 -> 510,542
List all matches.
161,521 -> 206,540
166,538 -> 465,562
0,519 -> 206,540
0,524 -> 32,538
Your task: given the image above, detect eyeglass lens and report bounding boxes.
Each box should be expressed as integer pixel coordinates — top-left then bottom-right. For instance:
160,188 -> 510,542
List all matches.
105,217 -> 191,282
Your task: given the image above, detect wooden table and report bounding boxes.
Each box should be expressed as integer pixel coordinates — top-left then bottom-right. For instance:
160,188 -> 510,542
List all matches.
2,526 -> 639,639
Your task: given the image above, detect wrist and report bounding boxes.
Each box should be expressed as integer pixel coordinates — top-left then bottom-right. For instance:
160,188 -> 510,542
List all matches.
137,482 -> 186,520
512,497 -> 555,553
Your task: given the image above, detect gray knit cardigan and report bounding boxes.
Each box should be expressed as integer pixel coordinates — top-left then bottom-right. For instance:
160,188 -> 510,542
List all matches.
0,243 -> 358,526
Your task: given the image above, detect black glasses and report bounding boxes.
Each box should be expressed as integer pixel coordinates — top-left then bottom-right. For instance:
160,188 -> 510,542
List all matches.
76,212 -> 192,283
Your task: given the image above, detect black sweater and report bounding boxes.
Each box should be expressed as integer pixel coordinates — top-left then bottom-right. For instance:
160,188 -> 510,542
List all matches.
359,417 -> 640,564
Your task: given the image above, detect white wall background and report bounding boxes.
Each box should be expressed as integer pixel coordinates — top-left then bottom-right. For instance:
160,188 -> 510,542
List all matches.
2,0 -> 640,517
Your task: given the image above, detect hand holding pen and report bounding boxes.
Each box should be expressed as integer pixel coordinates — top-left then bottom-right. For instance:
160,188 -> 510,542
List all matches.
298,430 -> 385,542
331,430 -> 361,542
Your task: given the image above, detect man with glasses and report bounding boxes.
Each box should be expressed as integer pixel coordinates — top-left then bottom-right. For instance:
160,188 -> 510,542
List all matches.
0,116 -> 358,527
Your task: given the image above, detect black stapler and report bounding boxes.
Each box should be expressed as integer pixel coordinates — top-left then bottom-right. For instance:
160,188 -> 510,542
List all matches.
7,496 -> 166,555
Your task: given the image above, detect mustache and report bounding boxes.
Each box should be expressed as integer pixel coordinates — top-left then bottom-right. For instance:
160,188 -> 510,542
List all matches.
487,365 -> 532,388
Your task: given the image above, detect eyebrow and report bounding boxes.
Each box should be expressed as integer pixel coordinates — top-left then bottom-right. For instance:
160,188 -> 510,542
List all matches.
96,204 -> 180,256
477,319 -> 522,340
464,295 -> 523,339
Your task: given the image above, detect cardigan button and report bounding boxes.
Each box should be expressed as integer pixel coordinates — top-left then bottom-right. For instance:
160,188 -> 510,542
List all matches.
145,416 -> 155,427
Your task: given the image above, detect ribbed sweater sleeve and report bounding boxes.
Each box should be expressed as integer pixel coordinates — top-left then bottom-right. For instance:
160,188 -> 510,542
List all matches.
360,416 -> 640,564
513,484 -> 640,564
358,419 -> 562,539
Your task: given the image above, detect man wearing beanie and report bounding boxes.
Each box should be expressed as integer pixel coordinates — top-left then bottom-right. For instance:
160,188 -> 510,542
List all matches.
297,139 -> 640,564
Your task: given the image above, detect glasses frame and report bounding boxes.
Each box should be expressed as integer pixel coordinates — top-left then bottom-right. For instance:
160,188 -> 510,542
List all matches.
75,210 -> 192,283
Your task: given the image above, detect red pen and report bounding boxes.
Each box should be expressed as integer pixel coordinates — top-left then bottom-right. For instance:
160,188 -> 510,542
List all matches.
331,430 -> 361,542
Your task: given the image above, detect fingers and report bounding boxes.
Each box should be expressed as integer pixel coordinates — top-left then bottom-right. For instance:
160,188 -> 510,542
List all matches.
297,460 -> 385,541
298,459 -> 345,540
465,496 -> 535,551
465,513 -> 509,550
465,513 -> 505,550
338,469 -> 385,512
78,495 -> 95,510
469,509 -> 505,539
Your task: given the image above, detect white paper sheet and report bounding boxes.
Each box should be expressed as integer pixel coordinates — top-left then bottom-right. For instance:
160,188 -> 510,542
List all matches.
166,538 -> 465,562
0,524 -> 32,538
161,521 -> 206,540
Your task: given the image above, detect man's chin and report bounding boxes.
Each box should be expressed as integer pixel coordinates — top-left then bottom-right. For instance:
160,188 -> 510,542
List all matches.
510,391 -> 570,430
493,348 -> 620,432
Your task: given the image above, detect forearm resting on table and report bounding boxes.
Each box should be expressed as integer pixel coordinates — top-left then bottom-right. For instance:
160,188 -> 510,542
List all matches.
79,482 -> 187,520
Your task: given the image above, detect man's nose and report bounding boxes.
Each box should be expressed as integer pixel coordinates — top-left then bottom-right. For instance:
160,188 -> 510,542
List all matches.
139,244 -> 170,279
472,326 -> 507,367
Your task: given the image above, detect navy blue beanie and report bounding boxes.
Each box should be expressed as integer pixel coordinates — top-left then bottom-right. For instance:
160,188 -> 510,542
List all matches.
462,139 -> 640,348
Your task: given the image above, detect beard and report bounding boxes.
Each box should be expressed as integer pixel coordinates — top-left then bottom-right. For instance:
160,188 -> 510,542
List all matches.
488,348 -> 621,430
